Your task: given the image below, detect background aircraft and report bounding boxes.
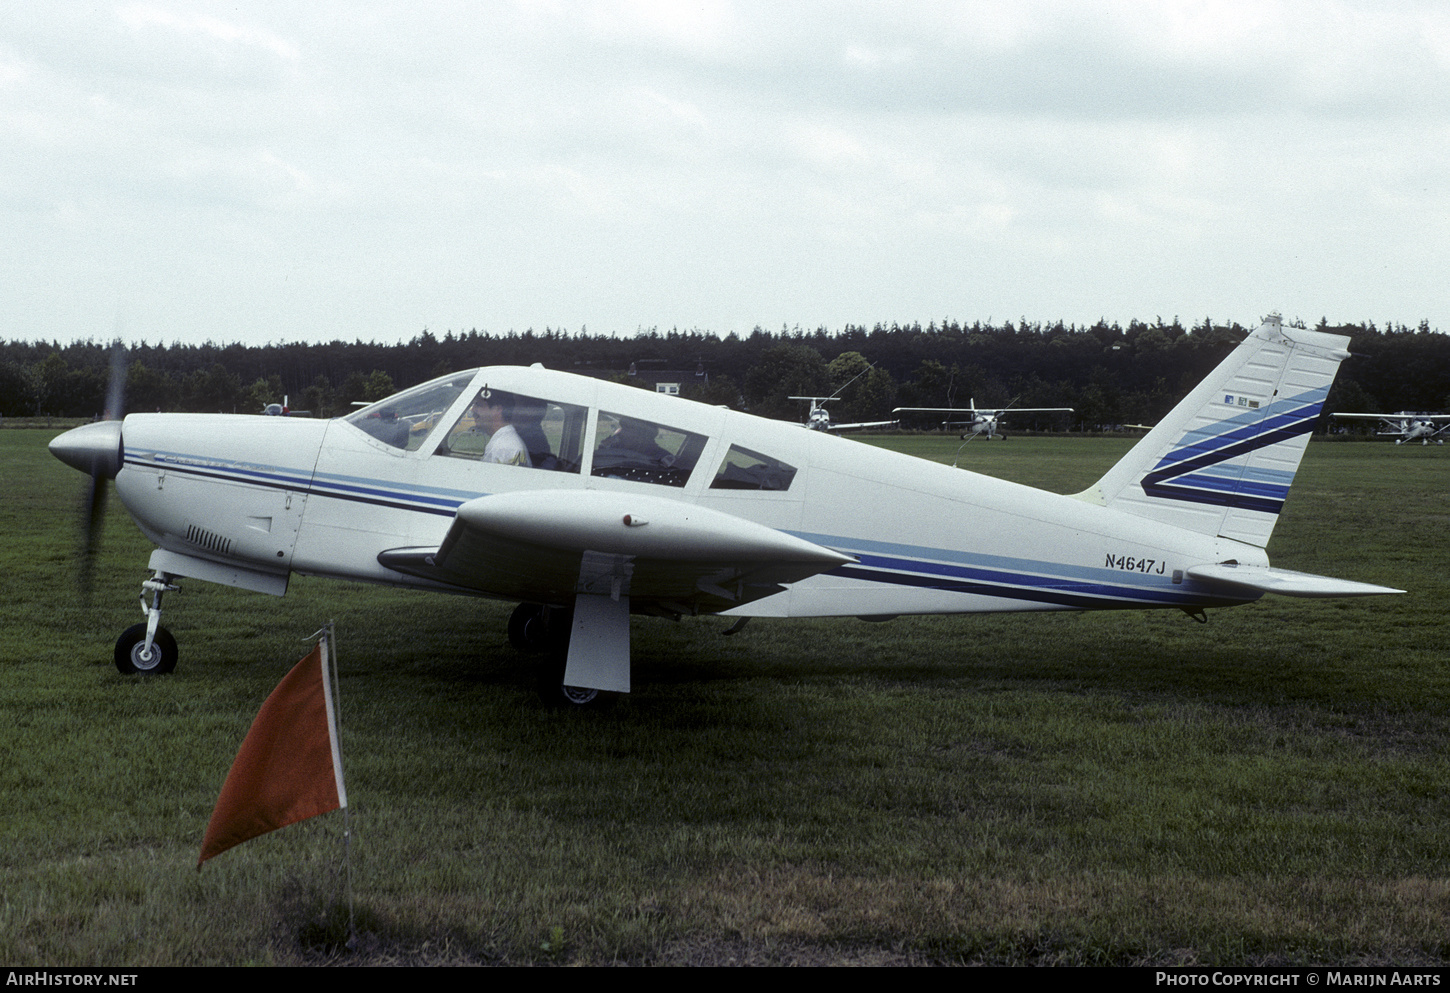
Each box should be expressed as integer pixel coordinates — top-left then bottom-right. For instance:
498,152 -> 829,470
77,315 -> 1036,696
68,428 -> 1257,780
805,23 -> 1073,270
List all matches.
788,395 -> 896,432
788,357 -> 896,432
261,395 -> 310,417
893,400 -> 1074,439
50,315 -> 1400,706
1330,411 -> 1450,445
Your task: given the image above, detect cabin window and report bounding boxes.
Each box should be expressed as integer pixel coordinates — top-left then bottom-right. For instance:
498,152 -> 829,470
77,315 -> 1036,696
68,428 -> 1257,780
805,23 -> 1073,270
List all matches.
436,388 -> 586,472
345,373 -> 474,451
710,445 -> 798,491
590,411 -> 706,487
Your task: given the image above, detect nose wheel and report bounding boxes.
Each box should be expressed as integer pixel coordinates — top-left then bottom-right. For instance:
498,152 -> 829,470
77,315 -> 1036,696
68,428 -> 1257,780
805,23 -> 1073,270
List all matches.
114,572 -> 180,675
115,623 -> 178,674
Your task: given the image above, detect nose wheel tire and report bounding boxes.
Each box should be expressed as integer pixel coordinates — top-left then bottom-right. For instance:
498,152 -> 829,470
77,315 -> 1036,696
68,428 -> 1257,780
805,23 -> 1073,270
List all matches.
115,623 -> 178,675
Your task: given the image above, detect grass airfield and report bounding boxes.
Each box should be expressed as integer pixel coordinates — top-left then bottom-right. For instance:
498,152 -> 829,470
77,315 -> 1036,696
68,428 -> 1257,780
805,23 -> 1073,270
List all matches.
2,428 -> 1448,966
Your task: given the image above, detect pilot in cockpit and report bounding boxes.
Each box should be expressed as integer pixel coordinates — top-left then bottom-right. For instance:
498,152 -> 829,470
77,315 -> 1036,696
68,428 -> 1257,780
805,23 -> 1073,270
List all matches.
470,389 -> 531,467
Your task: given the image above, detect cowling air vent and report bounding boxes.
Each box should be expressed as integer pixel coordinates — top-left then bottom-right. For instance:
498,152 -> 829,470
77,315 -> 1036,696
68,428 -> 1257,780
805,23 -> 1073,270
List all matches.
186,524 -> 233,557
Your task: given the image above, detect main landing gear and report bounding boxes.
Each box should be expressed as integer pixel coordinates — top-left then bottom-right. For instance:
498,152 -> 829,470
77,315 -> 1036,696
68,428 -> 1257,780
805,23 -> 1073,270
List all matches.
507,602 -> 603,708
114,572 -> 180,675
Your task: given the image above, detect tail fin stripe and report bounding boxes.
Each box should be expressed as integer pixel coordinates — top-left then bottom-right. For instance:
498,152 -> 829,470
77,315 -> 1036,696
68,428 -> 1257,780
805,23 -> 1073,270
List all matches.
1152,411 -> 1321,476
1147,416 -> 1319,478
1141,418 -> 1320,513
1154,390 -> 1328,469
1191,464 -> 1296,486
1170,473 -> 1291,500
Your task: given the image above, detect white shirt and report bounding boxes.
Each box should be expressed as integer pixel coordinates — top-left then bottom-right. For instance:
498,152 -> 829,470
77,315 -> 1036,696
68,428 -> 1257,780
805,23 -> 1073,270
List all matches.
483,424 -> 530,466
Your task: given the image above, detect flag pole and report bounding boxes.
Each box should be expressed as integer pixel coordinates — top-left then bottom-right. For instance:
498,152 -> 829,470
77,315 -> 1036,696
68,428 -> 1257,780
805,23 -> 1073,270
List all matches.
311,620 -> 355,948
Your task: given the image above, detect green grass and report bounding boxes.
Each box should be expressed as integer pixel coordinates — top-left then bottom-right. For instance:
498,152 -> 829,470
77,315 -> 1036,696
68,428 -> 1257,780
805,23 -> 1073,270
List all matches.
2,429 -> 1448,965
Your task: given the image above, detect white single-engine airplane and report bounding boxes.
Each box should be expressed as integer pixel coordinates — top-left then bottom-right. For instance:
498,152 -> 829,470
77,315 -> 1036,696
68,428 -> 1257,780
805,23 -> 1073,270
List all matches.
790,358 -> 895,432
51,315 -> 1401,705
261,395 -> 309,417
893,400 -> 1073,439
788,396 -> 896,433
1330,411 -> 1450,445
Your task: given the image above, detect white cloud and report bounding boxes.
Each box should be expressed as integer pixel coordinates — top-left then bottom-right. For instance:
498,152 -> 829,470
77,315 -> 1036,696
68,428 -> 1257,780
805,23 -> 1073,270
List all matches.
116,3 -> 300,62
1,1 -> 1447,344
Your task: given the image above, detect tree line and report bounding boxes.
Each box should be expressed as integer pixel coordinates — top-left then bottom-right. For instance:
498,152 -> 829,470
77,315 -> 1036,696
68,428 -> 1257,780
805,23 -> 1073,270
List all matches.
3,316 -> 1444,430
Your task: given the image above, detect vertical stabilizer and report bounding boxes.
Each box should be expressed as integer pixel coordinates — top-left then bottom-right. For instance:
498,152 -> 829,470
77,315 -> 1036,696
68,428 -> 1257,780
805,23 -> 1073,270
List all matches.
1074,315 -> 1351,547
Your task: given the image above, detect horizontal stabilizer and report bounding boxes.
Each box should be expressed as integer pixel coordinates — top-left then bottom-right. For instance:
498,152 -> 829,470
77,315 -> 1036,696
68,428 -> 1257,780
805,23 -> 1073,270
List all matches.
1186,563 -> 1404,598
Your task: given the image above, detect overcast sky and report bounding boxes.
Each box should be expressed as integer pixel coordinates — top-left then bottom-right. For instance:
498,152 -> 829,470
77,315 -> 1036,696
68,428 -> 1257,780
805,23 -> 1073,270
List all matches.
3,1 -> 1447,347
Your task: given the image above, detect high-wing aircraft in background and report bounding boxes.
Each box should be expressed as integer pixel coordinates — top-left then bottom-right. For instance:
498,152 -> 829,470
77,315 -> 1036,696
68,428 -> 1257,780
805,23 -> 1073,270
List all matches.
261,396 -> 310,417
1330,411 -> 1450,445
893,399 -> 1074,439
790,358 -> 895,432
788,395 -> 896,432
51,315 -> 1401,706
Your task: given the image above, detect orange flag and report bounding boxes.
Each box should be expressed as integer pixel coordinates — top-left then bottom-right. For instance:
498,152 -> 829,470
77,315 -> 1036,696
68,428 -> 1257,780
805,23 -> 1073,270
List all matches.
198,638 -> 347,868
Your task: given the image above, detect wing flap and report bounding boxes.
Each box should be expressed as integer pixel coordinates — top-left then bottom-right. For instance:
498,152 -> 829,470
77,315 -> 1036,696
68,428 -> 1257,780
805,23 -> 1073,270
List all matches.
379,489 -> 852,610
1186,562 -> 1404,598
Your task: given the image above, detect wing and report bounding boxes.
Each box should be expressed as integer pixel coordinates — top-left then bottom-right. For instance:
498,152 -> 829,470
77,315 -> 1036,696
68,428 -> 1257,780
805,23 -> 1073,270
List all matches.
826,419 -> 897,432
893,406 -> 980,414
893,406 -> 1073,416
1333,412 -> 1450,420
378,489 -> 853,614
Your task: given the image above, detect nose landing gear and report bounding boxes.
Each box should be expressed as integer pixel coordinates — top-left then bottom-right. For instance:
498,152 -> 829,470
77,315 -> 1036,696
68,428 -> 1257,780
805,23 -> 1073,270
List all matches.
114,573 -> 180,675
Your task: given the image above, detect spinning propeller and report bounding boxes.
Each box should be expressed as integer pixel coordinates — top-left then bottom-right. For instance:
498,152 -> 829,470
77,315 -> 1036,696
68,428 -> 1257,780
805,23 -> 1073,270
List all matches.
50,344 -> 127,595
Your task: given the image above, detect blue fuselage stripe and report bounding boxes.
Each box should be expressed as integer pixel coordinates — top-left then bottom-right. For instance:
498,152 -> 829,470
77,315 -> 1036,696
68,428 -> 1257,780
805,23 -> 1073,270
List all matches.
832,565 -> 1250,609
124,453 -> 473,517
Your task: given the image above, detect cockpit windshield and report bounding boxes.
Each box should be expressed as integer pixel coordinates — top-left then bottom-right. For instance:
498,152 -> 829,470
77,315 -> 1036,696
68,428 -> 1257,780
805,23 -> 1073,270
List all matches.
344,372 -> 474,451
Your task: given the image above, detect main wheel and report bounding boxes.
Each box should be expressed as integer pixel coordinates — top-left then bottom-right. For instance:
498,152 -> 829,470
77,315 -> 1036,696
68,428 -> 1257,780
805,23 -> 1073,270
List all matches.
535,653 -> 604,708
114,623 -> 178,675
554,682 -> 602,708
508,603 -> 571,654
507,603 -> 546,652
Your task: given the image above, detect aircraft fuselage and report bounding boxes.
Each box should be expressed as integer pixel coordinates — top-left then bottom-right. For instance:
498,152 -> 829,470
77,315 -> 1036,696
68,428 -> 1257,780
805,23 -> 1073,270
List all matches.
111,365 -> 1263,619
